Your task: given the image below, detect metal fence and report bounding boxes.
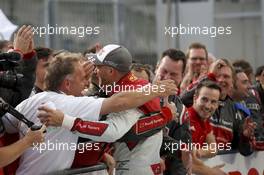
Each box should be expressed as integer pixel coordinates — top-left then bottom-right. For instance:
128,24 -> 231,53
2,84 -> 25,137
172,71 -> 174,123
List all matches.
45,163 -> 107,175
1,0 -> 263,67
0,0 -> 158,65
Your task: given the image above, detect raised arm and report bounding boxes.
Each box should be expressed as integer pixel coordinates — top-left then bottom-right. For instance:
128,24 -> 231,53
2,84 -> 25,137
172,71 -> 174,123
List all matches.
100,79 -> 176,115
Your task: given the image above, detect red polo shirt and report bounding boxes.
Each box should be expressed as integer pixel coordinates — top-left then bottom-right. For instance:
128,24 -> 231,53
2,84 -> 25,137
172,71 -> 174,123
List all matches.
188,107 -> 212,145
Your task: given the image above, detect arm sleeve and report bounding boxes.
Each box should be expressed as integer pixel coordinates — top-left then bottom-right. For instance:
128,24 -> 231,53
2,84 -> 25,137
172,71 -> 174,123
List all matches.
1,99 -> 29,134
2,113 -> 20,134
63,96 -> 104,121
61,109 -> 143,142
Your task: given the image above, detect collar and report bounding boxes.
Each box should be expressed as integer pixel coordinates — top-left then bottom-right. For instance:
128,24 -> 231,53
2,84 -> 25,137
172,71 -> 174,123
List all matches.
109,72 -> 148,96
188,106 -> 207,125
115,72 -> 139,86
33,85 -> 43,94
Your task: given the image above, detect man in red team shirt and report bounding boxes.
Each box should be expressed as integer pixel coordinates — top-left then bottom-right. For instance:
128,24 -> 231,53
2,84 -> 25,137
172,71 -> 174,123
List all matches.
189,80 -> 221,158
188,80 -> 227,175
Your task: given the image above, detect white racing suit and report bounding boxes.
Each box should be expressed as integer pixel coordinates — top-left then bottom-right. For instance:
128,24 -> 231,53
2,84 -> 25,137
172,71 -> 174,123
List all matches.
113,107 -> 163,175
107,73 -> 171,175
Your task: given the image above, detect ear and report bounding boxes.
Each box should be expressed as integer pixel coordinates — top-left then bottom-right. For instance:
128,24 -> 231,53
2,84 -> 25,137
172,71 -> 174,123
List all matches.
154,64 -> 159,75
193,93 -> 198,103
109,67 -> 117,75
109,67 -> 113,74
62,78 -> 71,92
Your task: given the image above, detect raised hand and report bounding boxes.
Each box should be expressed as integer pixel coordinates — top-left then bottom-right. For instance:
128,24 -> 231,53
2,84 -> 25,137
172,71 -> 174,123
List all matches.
82,61 -> 95,86
209,59 -> 227,75
14,25 -> 34,54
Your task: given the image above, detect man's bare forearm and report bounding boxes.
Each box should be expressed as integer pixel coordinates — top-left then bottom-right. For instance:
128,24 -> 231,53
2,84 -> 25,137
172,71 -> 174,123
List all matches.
0,138 -> 30,167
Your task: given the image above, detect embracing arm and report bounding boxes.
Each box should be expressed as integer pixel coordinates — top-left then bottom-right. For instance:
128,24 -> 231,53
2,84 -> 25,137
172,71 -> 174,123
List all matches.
100,79 -> 176,115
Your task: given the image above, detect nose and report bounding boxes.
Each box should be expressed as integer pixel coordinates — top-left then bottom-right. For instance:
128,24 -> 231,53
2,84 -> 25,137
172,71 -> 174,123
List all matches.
217,75 -> 225,83
94,67 -> 99,75
164,73 -> 171,80
246,82 -> 250,89
193,58 -> 201,65
204,105 -> 210,111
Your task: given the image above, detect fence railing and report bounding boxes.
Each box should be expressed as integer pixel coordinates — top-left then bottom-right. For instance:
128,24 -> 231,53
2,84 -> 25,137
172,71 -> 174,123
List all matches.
45,163 -> 107,175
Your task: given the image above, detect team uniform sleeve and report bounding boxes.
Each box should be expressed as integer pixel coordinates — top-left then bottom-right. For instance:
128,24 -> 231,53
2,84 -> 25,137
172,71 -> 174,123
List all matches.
61,109 -> 143,143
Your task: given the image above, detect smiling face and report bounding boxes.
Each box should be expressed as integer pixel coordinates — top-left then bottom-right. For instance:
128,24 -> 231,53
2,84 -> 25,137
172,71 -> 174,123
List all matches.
193,86 -> 220,120
215,66 -> 233,99
234,72 -> 250,98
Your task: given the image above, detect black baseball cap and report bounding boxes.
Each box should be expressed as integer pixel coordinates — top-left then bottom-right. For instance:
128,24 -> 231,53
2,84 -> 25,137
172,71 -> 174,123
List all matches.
88,44 -> 132,73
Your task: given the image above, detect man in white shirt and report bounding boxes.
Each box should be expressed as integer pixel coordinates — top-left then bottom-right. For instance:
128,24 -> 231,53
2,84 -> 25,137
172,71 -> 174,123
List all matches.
3,52 -> 176,175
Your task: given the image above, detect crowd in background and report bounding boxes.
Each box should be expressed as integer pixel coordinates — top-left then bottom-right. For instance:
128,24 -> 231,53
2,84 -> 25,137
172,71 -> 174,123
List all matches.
0,25 -> 263,175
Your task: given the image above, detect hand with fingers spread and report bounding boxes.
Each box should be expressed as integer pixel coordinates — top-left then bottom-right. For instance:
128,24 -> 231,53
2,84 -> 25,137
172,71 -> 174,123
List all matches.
14,25 -> 34,54
38,106 -> 64,127
24,125 -> 46,146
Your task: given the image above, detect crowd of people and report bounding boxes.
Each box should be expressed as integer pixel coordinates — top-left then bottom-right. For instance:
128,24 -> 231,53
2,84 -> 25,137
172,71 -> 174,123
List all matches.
0,25 -> 263,175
